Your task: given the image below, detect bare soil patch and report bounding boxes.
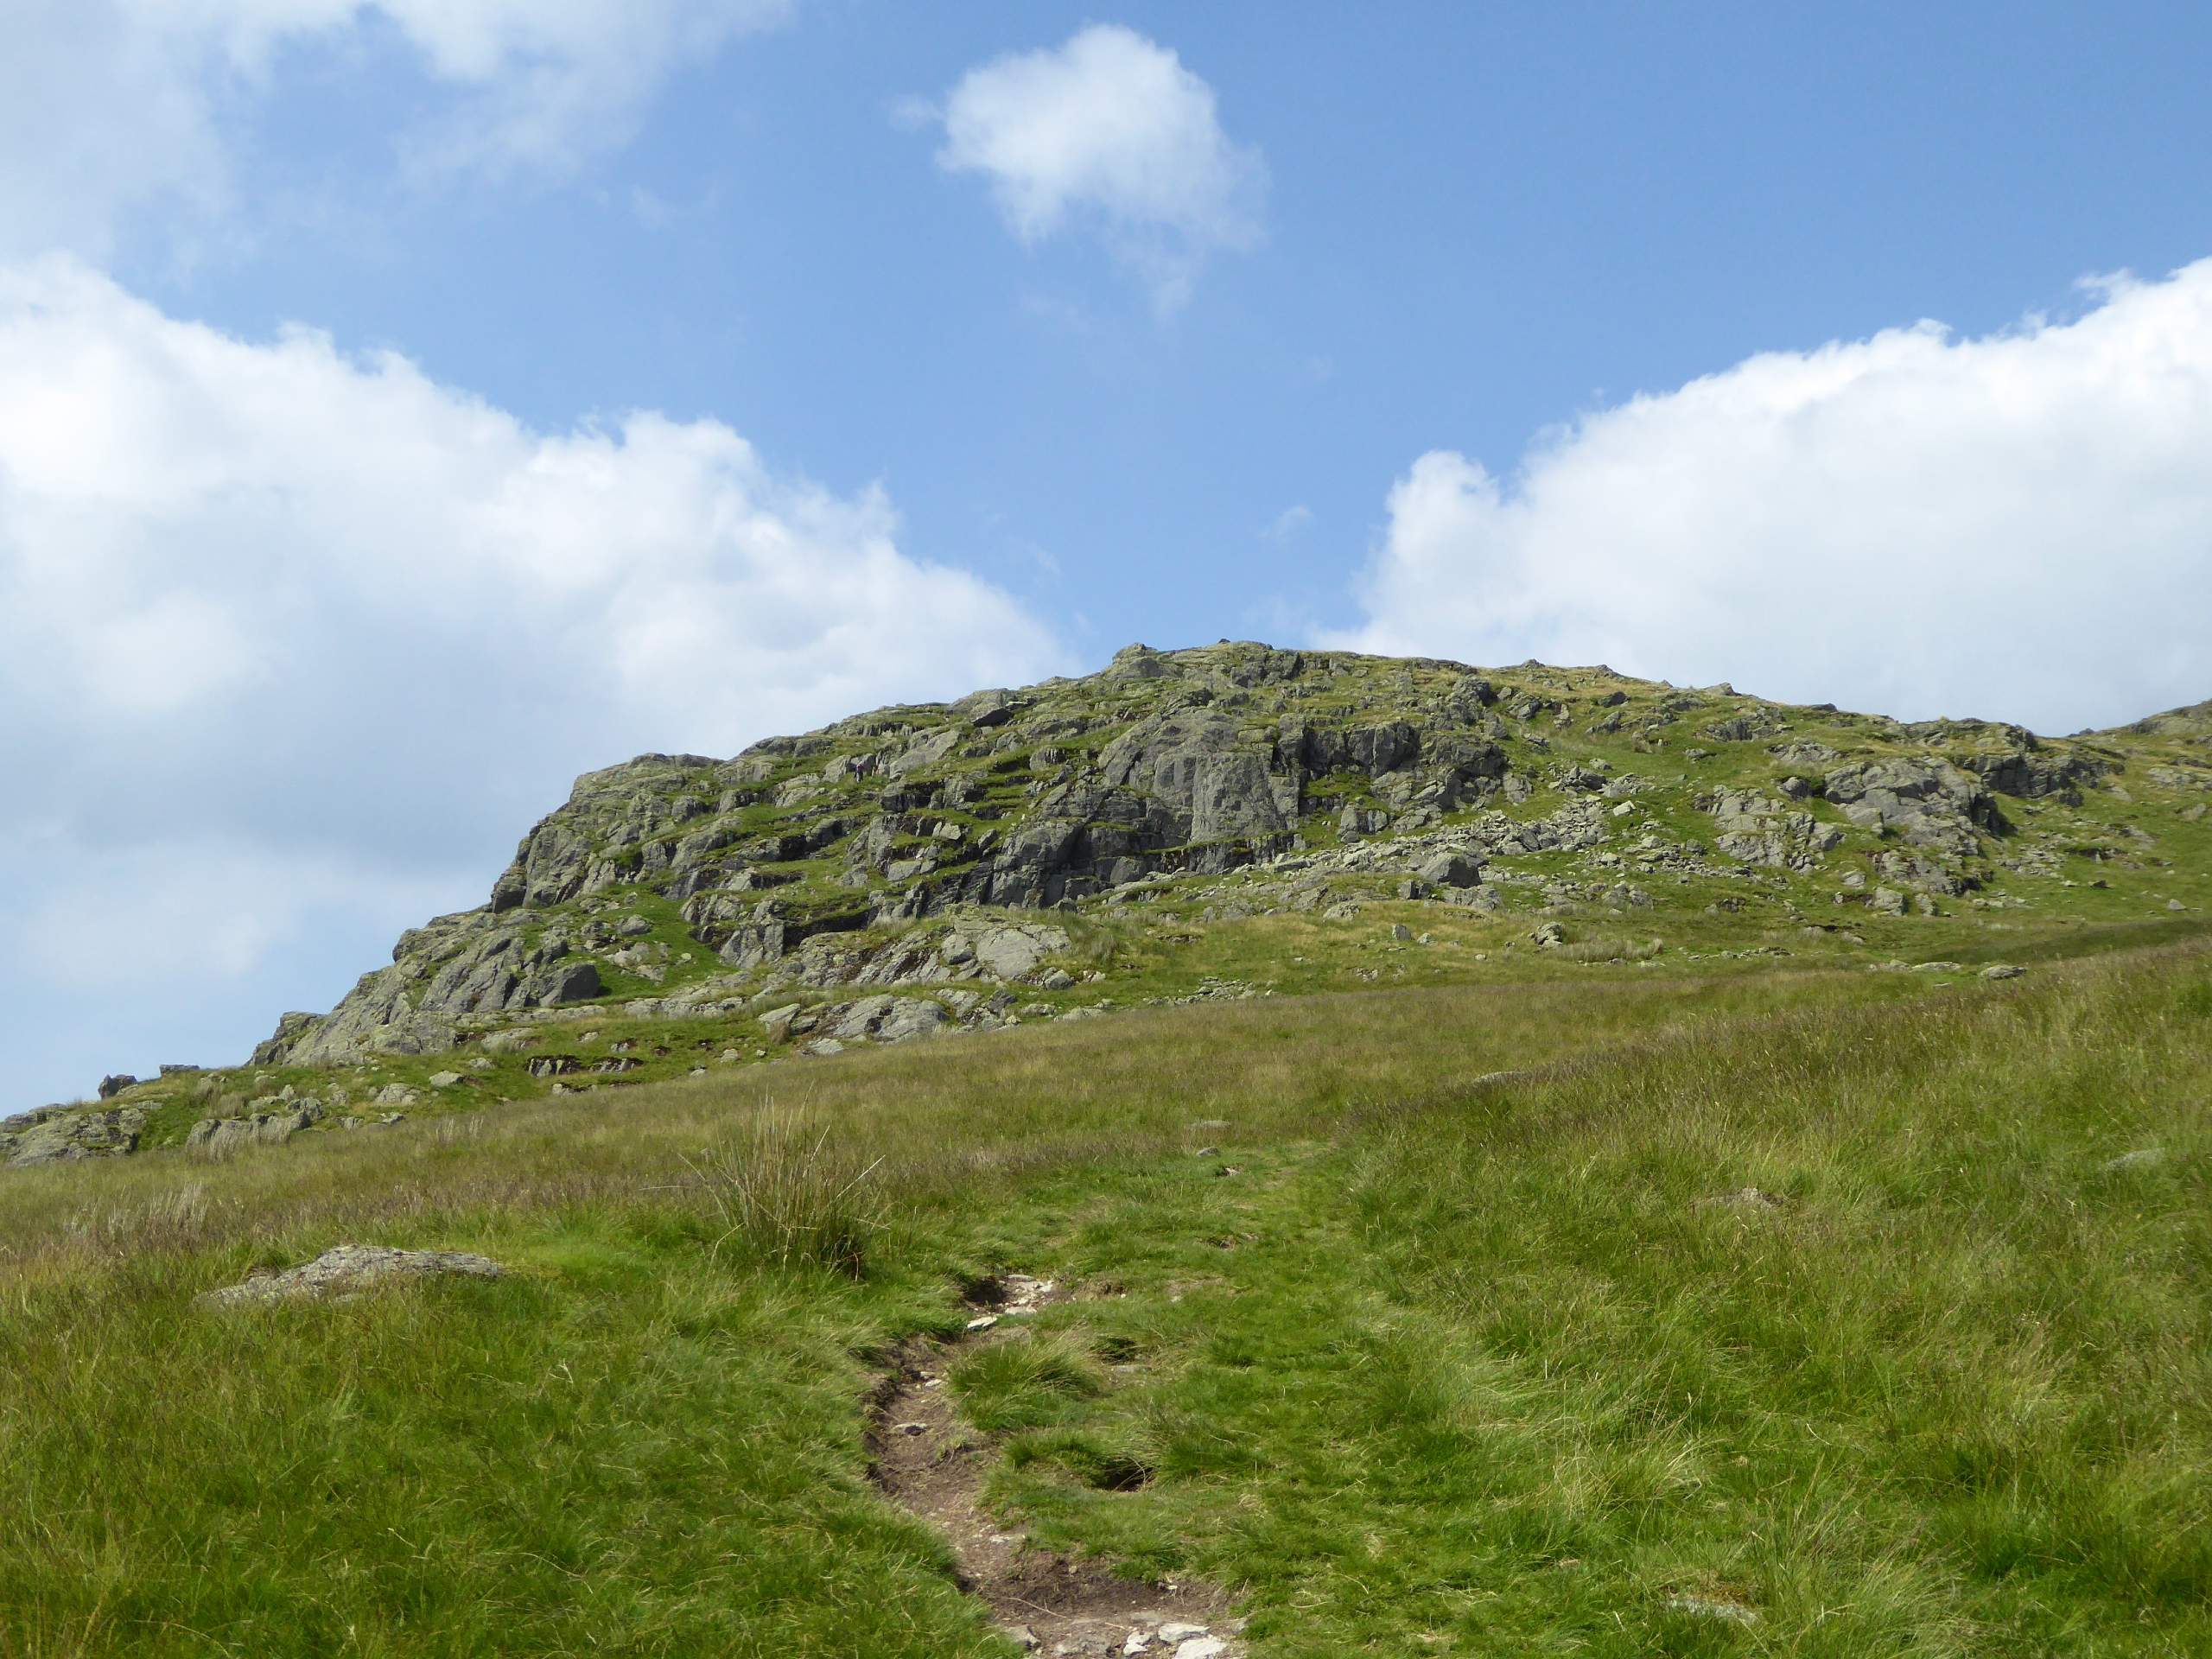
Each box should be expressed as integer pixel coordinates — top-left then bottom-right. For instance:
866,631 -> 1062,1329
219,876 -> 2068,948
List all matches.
868,1279 -> 1242,1657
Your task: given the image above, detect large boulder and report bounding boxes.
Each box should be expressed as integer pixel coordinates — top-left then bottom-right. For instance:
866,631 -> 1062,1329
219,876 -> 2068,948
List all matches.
3,1106 -> 147,1167
960,921 -> 1070,982
1416,851 -> 1484,889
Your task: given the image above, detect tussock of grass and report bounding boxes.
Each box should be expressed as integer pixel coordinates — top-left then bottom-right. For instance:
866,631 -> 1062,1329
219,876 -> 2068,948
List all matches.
680,1106 -> 881,1276
950,1332 -> 1107,1431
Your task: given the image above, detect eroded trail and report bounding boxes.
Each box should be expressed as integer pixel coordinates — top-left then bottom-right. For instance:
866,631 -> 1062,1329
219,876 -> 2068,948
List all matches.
867,1276 -> 1243,1658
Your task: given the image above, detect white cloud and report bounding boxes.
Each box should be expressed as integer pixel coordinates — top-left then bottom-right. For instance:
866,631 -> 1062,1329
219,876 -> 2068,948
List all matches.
1334,263 -> 2212,735
1262,504 -> 1313,541
927,24 -> 1265,308
0,0 -> 790,258
0,258 -> 1067,1078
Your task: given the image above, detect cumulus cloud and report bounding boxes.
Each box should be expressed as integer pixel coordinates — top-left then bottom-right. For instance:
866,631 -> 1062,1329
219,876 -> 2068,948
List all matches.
1335,263 -> 2212,735
0,0 -> 790,257
0,258 -> 1066,1094
925,24 -> 1265,307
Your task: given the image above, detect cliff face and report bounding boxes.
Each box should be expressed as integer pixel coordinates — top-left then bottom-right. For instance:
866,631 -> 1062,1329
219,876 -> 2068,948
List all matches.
13,641 -> 2209,1166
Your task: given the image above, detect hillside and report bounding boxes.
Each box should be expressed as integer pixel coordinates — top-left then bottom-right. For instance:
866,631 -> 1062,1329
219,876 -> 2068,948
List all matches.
1,643 -> 2209,1655
0,930 -> 2206,1654
12,640 -> 2210,1166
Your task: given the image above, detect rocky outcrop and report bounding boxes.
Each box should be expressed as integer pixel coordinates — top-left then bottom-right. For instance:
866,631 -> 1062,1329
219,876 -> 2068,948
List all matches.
25,639 -> 2212,1168
1695,788 -> 1846,872
17,635 -> 2165,1114
257,918 -> 606,1066
1959,746 -> 2107,804
1,1104 -> 147,1167
248,645 -> 1549,1065
1098,709 -> 1293,843
1821,759 -> 1999,855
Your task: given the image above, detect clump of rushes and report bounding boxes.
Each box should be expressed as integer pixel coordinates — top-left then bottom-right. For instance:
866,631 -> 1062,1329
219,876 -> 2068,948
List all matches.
683,1108 -> 881,1276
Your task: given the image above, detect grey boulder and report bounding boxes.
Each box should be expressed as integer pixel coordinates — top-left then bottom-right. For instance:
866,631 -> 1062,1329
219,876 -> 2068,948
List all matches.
199,1244 -> 505,1306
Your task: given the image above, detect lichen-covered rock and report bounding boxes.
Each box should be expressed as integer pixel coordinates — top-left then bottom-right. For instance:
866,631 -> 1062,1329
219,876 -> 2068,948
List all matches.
963,922 -> 1070,982
1822,759 -> 1998,855
1696,788 -> 1844,871
188,1098 -> 324,1155
2,1105 -> 147,1167
828,995 -> 951,1044
198,1244 -> 505,1306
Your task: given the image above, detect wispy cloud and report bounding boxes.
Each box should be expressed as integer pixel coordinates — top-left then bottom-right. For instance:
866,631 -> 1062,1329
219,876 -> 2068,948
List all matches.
0,0 -> 791,260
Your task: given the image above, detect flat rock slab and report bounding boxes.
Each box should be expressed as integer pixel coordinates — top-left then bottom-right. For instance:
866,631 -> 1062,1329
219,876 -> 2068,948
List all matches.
199,1244 -> 505,1306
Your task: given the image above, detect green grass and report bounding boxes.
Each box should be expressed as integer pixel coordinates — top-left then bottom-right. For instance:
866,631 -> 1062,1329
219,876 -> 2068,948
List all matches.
950,1333 -> 1107,1431
0,944 -> 2206,1654
976,959 -> 2211,1654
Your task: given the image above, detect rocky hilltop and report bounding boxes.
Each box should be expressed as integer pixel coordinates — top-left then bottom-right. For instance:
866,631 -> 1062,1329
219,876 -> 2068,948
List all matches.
11,643 -> 2210,1166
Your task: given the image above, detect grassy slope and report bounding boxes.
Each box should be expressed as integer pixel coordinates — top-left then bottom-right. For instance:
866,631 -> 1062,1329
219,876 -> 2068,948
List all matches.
1,942 -> 2207,1656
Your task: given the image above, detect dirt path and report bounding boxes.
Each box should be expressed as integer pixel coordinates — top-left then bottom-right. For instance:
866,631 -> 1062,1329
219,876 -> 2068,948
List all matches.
867,1275 -> 1243,1658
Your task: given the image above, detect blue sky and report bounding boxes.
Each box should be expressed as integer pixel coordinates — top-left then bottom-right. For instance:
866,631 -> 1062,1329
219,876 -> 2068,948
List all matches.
4,1 -> 2211,1106
149,2 -> 2212,649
